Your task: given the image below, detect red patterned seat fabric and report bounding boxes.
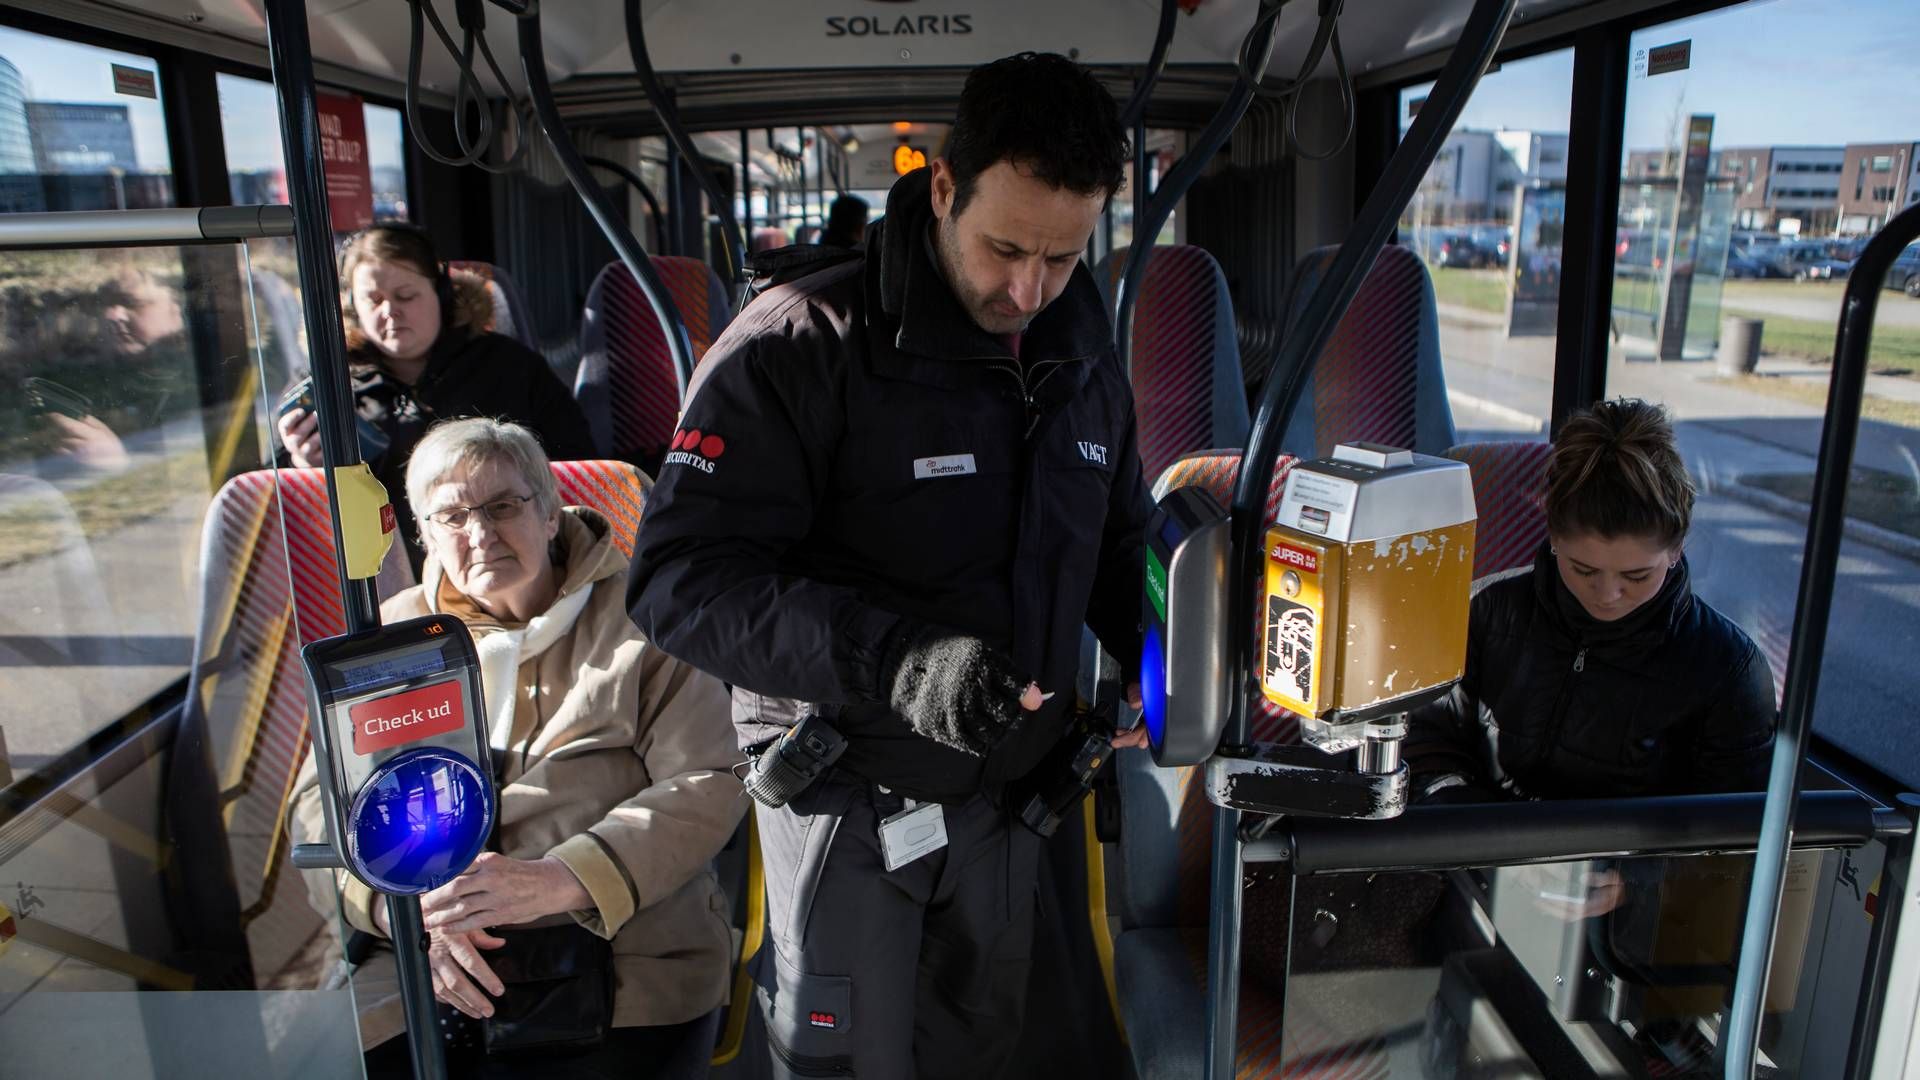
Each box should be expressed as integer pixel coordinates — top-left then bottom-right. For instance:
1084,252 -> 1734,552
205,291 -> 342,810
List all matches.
576,257 -> 734,473
1443,441 -> 1552,580
1100,244 -> 1251,481
1280,244 -> 1455,460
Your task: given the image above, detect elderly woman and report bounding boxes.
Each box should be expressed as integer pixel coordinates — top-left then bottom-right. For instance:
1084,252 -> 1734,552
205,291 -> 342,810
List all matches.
291,418 -> 743,1078
276,226 -> 596,569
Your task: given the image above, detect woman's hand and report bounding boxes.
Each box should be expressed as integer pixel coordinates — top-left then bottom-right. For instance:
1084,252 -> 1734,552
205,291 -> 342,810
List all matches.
1108,683 -> 1148,748
429,927 -> 508,1019
420,851 -> 593,935
46,413 -> 129,471
276,407 -> 322,468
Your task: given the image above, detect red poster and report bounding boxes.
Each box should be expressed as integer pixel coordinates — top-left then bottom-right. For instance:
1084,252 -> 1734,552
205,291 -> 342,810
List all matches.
349,679 -> 465,755
317,91 -> 374,232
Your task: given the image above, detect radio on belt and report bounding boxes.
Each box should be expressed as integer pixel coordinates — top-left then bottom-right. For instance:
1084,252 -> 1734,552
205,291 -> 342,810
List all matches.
300,614 -> 495,894
1141,442 -> 1475,820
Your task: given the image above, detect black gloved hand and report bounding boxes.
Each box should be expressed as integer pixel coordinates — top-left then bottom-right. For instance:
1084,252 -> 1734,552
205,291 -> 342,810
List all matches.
881,624 -> 1031,757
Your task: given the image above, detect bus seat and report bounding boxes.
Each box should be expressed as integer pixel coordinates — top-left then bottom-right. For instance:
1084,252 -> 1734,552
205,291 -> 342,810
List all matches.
183,468 -> 346,985
575,257 -> 734,474
549,459 -> 650,555
1277,244 -> 1456,460
751,227 -> 791,253
1444,440 -> 1553,579
448,260 -> 537,349
1102,245 -> 1253,480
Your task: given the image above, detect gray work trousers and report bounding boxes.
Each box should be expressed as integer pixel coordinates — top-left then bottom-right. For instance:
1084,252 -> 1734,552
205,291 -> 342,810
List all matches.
753,776 -> 1042,1078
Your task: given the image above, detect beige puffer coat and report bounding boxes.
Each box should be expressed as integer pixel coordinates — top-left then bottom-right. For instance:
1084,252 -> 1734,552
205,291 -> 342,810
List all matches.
291,507 -> 745,1047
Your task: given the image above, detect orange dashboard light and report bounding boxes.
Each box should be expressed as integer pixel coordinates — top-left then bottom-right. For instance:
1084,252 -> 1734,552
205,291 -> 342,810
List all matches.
891,121 -> 913,134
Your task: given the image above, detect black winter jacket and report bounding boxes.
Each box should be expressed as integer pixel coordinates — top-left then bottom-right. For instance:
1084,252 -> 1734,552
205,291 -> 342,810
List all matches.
348,326 -> 595,568
626,168 -> 1152,803
1406,543 -> 1775,802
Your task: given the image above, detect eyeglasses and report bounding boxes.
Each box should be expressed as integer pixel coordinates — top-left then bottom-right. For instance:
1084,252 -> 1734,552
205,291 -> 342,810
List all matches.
425,493 -> 534,530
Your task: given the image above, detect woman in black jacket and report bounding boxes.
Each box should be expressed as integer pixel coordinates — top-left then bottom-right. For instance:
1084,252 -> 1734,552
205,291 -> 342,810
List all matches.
276,226 -> 596,569
1407,399 -> 1776,805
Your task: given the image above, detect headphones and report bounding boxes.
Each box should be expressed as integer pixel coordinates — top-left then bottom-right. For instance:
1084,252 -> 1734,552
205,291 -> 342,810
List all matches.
342,222 -> 456,314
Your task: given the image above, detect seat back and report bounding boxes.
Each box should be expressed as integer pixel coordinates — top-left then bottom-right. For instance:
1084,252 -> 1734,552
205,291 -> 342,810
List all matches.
448,260 -> 537,349
184,469 -> 345,981
1444,441 -> 1552,579
751,227 -> 791,253
549,459 -> 650,554
1278,244 -> 1455,460
575,257 -> 734,473
1118,449 -> 1299,932
1104,245 -> 1252,480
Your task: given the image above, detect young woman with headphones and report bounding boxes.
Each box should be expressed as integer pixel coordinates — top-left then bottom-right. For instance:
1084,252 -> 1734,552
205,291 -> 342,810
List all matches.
276,225 -> 596,570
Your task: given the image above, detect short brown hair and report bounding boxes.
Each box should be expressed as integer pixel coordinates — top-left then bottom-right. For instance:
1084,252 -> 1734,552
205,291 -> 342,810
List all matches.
1546,398 -> 1693,548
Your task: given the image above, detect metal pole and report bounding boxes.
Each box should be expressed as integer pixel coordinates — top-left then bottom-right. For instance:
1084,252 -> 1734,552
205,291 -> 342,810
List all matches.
260,1 -> 445,1077
665,135 -> 683,257
741,129 -> 754,242
797,127 -> 809,232
1724,200 -> 1920,1079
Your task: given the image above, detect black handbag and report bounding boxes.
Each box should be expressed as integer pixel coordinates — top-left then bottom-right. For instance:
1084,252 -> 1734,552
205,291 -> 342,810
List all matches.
480,922 -> 616,1057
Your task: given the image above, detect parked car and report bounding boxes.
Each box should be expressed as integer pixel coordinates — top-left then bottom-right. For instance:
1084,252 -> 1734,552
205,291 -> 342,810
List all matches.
1725,249 -> 1784,279
1469,225 -> 1512,266
1887,243 -> 1920,296
1776,242 -> 1853,281
1433,229 -> 1492,269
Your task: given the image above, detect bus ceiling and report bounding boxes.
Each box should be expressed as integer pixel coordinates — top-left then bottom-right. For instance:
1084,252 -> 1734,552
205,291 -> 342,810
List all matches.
42,0 -> 1614,129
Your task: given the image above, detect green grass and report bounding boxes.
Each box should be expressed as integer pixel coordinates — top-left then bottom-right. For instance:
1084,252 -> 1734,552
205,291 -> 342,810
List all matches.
1429,267 -> 1508,315
1707,374 -> 1920,430
1718,280 -> 1920,372
1744,465 -> 1920,539
0,453 -> 198,571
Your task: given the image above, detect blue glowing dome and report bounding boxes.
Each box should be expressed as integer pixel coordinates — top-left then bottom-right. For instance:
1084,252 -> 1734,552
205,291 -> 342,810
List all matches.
1141,624 -> 1167,750
346,747 -> 494,895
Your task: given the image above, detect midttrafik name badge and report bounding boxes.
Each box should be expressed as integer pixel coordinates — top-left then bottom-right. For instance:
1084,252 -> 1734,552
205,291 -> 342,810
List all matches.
350,679 -> 465,755
913,454 -> 977,479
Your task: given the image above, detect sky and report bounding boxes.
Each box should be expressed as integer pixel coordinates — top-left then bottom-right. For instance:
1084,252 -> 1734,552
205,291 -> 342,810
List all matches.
0,25 -> 405,178
1399,0 -> 1920,156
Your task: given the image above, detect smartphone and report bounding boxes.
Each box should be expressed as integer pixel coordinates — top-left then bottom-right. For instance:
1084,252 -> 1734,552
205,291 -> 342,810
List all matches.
23,377 -> 94,422
277,376 -> 316,421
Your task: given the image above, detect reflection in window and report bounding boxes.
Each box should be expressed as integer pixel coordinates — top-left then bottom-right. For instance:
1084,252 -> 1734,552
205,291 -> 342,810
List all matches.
1399,49 -> 1575,440
0,26 -> 174,212
0,245 -> 243,779
217,73 -> 409,224
1608,0 -> 1920,787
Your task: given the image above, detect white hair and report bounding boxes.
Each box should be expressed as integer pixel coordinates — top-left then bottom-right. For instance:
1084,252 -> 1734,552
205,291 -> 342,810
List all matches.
405,417 -> 561,526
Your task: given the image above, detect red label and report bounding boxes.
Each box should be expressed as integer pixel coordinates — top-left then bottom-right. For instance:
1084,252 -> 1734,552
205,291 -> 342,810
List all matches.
1269,541 -> 1320,574
808,1010 -> 838,1030
349,679 -> 464,756
0,914 -> 14,941
379,503 -> 396,535
316,91 -> 373,231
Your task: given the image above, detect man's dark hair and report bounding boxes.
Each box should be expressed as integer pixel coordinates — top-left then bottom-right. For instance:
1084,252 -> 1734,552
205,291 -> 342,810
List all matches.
944,52 -> 1129,218
821,194 -> 870,248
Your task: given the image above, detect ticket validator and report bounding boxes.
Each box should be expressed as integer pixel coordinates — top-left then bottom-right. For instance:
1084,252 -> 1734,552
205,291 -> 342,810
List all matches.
298,614 -> 496,893
1143,443 -> 1476,819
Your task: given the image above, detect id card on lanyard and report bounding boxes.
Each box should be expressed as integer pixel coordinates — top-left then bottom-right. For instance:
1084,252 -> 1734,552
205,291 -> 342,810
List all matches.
878,799 -> 947,871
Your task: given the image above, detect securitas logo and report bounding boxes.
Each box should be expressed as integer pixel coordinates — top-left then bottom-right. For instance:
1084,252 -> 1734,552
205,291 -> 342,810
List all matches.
664,428 -> 727,475
808,1010 -> 839,1030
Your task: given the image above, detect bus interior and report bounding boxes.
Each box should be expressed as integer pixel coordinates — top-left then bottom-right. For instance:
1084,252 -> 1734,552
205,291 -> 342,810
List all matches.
1,0 -> 1918,1076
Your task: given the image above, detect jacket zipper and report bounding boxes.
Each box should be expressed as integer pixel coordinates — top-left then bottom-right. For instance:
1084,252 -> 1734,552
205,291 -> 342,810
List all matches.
986,357 -> 1071,440
1535,640 -> 1586,774
1573,648 -> 1586,673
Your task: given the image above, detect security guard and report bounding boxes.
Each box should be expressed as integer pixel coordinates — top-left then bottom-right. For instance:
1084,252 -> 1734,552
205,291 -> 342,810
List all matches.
628,53 -> 1147,1077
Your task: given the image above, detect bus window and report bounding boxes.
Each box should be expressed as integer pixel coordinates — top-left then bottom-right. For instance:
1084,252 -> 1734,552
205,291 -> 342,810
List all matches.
217,72 -> 408,223
0,25 -> 174,213
1399,48 -> 1573,440
1607,0 -> 1920,787
0,243 -> 262,781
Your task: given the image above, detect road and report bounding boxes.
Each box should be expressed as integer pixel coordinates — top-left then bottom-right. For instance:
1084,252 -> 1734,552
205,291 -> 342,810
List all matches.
1441,314 -> 1920,790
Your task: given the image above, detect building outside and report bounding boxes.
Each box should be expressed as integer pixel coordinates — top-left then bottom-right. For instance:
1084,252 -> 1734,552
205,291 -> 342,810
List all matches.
0,55 -> 40,212
1412,128 -> 1569,225
26,101 -> 137,174
1837,142 -> 1918,235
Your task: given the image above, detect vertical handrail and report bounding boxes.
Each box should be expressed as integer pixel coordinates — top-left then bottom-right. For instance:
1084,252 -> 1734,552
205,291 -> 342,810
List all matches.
583,154 -> 668,254
1204,0 -> 1517,1074
1725,201 -> 1920,1079
260,1 -> 446,1077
